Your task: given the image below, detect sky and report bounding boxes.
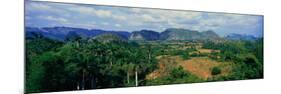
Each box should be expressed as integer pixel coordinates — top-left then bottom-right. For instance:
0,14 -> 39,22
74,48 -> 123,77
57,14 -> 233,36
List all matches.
25,1 -> 263,37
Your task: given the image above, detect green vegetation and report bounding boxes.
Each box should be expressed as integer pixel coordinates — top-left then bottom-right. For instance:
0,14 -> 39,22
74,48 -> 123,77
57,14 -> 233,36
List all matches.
203,39 -> 263,80
26,35 -> 263,93
211,67 -> 221,75
145,66 -> 202,85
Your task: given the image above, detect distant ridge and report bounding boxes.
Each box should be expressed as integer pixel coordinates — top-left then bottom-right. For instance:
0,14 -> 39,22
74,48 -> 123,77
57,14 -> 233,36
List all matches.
129,30 -> 160,41
25,27 -> 131,41
160,28 -> 220,40
92,33 -> 126,43
225,33 -> 258,41
27,27 -> 248,41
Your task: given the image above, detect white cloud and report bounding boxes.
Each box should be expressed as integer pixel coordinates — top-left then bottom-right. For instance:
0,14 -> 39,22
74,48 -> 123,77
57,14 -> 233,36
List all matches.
102,22 -> 109,25
67,5 -> 128,22
112,15 -> 127,21
27,2 -> 52,11
114,24 -> 122,27
122,8 -> 204,30
140,14 -> 157,22
25,1 -> 262,36
38,15 -> 68,23
70,6 -> 96,15
204,13 -> 260,27
69,6 -> 112,18
179,13 -> 263,32
132,8 -> 201,22
95,9 -> 112,17
26,2 -> 66,14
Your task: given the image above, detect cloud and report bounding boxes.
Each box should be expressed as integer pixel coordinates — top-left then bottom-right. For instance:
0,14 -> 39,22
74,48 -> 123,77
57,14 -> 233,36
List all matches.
203,13 -> 260,27
101,22 -> 109,26
38,15 -> 68,23
120,8 -> 204,31
68,6 -> 112,18
133,8 -> 202,22
25,1 -> 263,36
95,9 -> 112,17
114,24 -> 122,27
26,2 -> 67,14
26,2 -> 52,11
112,15 -> 127,21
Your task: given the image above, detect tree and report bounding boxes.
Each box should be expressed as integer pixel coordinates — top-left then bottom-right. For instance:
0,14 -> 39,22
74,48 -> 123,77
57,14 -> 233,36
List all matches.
227,54 -> 262,80
25,37 -> 63,93
211,67 -> 221,75
26,59 -> 45,93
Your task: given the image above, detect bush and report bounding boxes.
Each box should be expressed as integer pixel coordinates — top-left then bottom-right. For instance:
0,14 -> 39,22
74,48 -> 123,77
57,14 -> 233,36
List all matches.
145,66 -> 203,85
229,54 -> 263,79
211,67 -> 221,75
170,66 -> 188,78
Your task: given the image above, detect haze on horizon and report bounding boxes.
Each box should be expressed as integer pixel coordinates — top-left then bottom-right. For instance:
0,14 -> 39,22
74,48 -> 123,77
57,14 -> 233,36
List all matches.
25,1 -> 263,37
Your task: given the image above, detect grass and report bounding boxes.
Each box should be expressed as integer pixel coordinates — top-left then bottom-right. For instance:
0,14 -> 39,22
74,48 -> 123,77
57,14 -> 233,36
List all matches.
178,57 -> 233,80
147,55 -> 234,81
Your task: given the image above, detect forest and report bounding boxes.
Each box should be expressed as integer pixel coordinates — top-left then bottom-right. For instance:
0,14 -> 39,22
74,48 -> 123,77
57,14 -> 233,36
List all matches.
25,33 -> 263,93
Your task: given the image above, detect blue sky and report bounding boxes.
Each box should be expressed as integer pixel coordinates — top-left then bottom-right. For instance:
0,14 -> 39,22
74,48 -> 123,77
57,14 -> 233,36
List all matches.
25,1 -> 263,37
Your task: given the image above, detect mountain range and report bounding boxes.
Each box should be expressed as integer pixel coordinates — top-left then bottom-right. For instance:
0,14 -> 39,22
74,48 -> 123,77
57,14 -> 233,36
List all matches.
225,33 -> 259,41
160,28 -> 220,40
25,27 -> 259,41
26,27 -> 130,41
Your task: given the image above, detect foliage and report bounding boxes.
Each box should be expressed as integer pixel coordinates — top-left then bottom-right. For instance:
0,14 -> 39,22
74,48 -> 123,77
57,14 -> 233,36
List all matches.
25,37 -> 158,93
145,66 -> 202,85
211,67 -> 221,75
170,66 -> 188,78
25,36 -> 263,93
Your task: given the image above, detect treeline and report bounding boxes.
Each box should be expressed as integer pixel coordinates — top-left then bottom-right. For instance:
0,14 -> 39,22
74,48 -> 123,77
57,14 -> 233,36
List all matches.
202,39 -> 263,80
25,35 -> 157,93
25,33 -> 264,93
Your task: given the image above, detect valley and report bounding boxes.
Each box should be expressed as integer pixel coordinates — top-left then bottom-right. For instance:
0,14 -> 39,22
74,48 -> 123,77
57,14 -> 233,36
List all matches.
25,27 -> 263,93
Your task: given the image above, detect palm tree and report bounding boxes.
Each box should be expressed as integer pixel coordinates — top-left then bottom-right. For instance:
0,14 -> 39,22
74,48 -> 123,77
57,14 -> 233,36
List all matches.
147,44 -> 152,64
72,39 -> 100,90
129,48 -> 145,87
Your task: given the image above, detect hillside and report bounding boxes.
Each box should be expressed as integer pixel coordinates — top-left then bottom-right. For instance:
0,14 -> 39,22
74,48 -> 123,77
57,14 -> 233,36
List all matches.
129,30 -> 160,41
225,33 -> 258,41
26,27 -> 225,41
25,27 -> 131,41
160,28 -> 220,40
92,33 -> 126,43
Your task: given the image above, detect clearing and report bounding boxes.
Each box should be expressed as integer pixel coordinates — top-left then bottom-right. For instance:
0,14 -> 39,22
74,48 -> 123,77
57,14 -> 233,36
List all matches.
146,56 -> 233,80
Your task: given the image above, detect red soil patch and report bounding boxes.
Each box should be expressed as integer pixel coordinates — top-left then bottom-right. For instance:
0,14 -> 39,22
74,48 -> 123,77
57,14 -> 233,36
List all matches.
146,56 -> 233,80
146,55 -> 182,80
178,57 -> 232,80
198,49 -> 220,53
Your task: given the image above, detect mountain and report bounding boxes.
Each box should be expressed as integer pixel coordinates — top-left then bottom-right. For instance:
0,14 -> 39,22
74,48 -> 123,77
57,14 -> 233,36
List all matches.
129,30 -> 160,41
25,27 -> 43,39
201,30 -> 220,40
92,33 -> 126,43
108,31 -> 131,40
25,27 -> 221,41
160,28 -> 220,40
225,33 -> 258,41
26,27 -> 91,41
25,27 -> 131,41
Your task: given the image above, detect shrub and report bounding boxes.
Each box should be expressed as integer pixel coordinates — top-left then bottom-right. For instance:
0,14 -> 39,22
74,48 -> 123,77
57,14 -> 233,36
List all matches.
211,67 -> 221,75
170,66 -> 188,78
